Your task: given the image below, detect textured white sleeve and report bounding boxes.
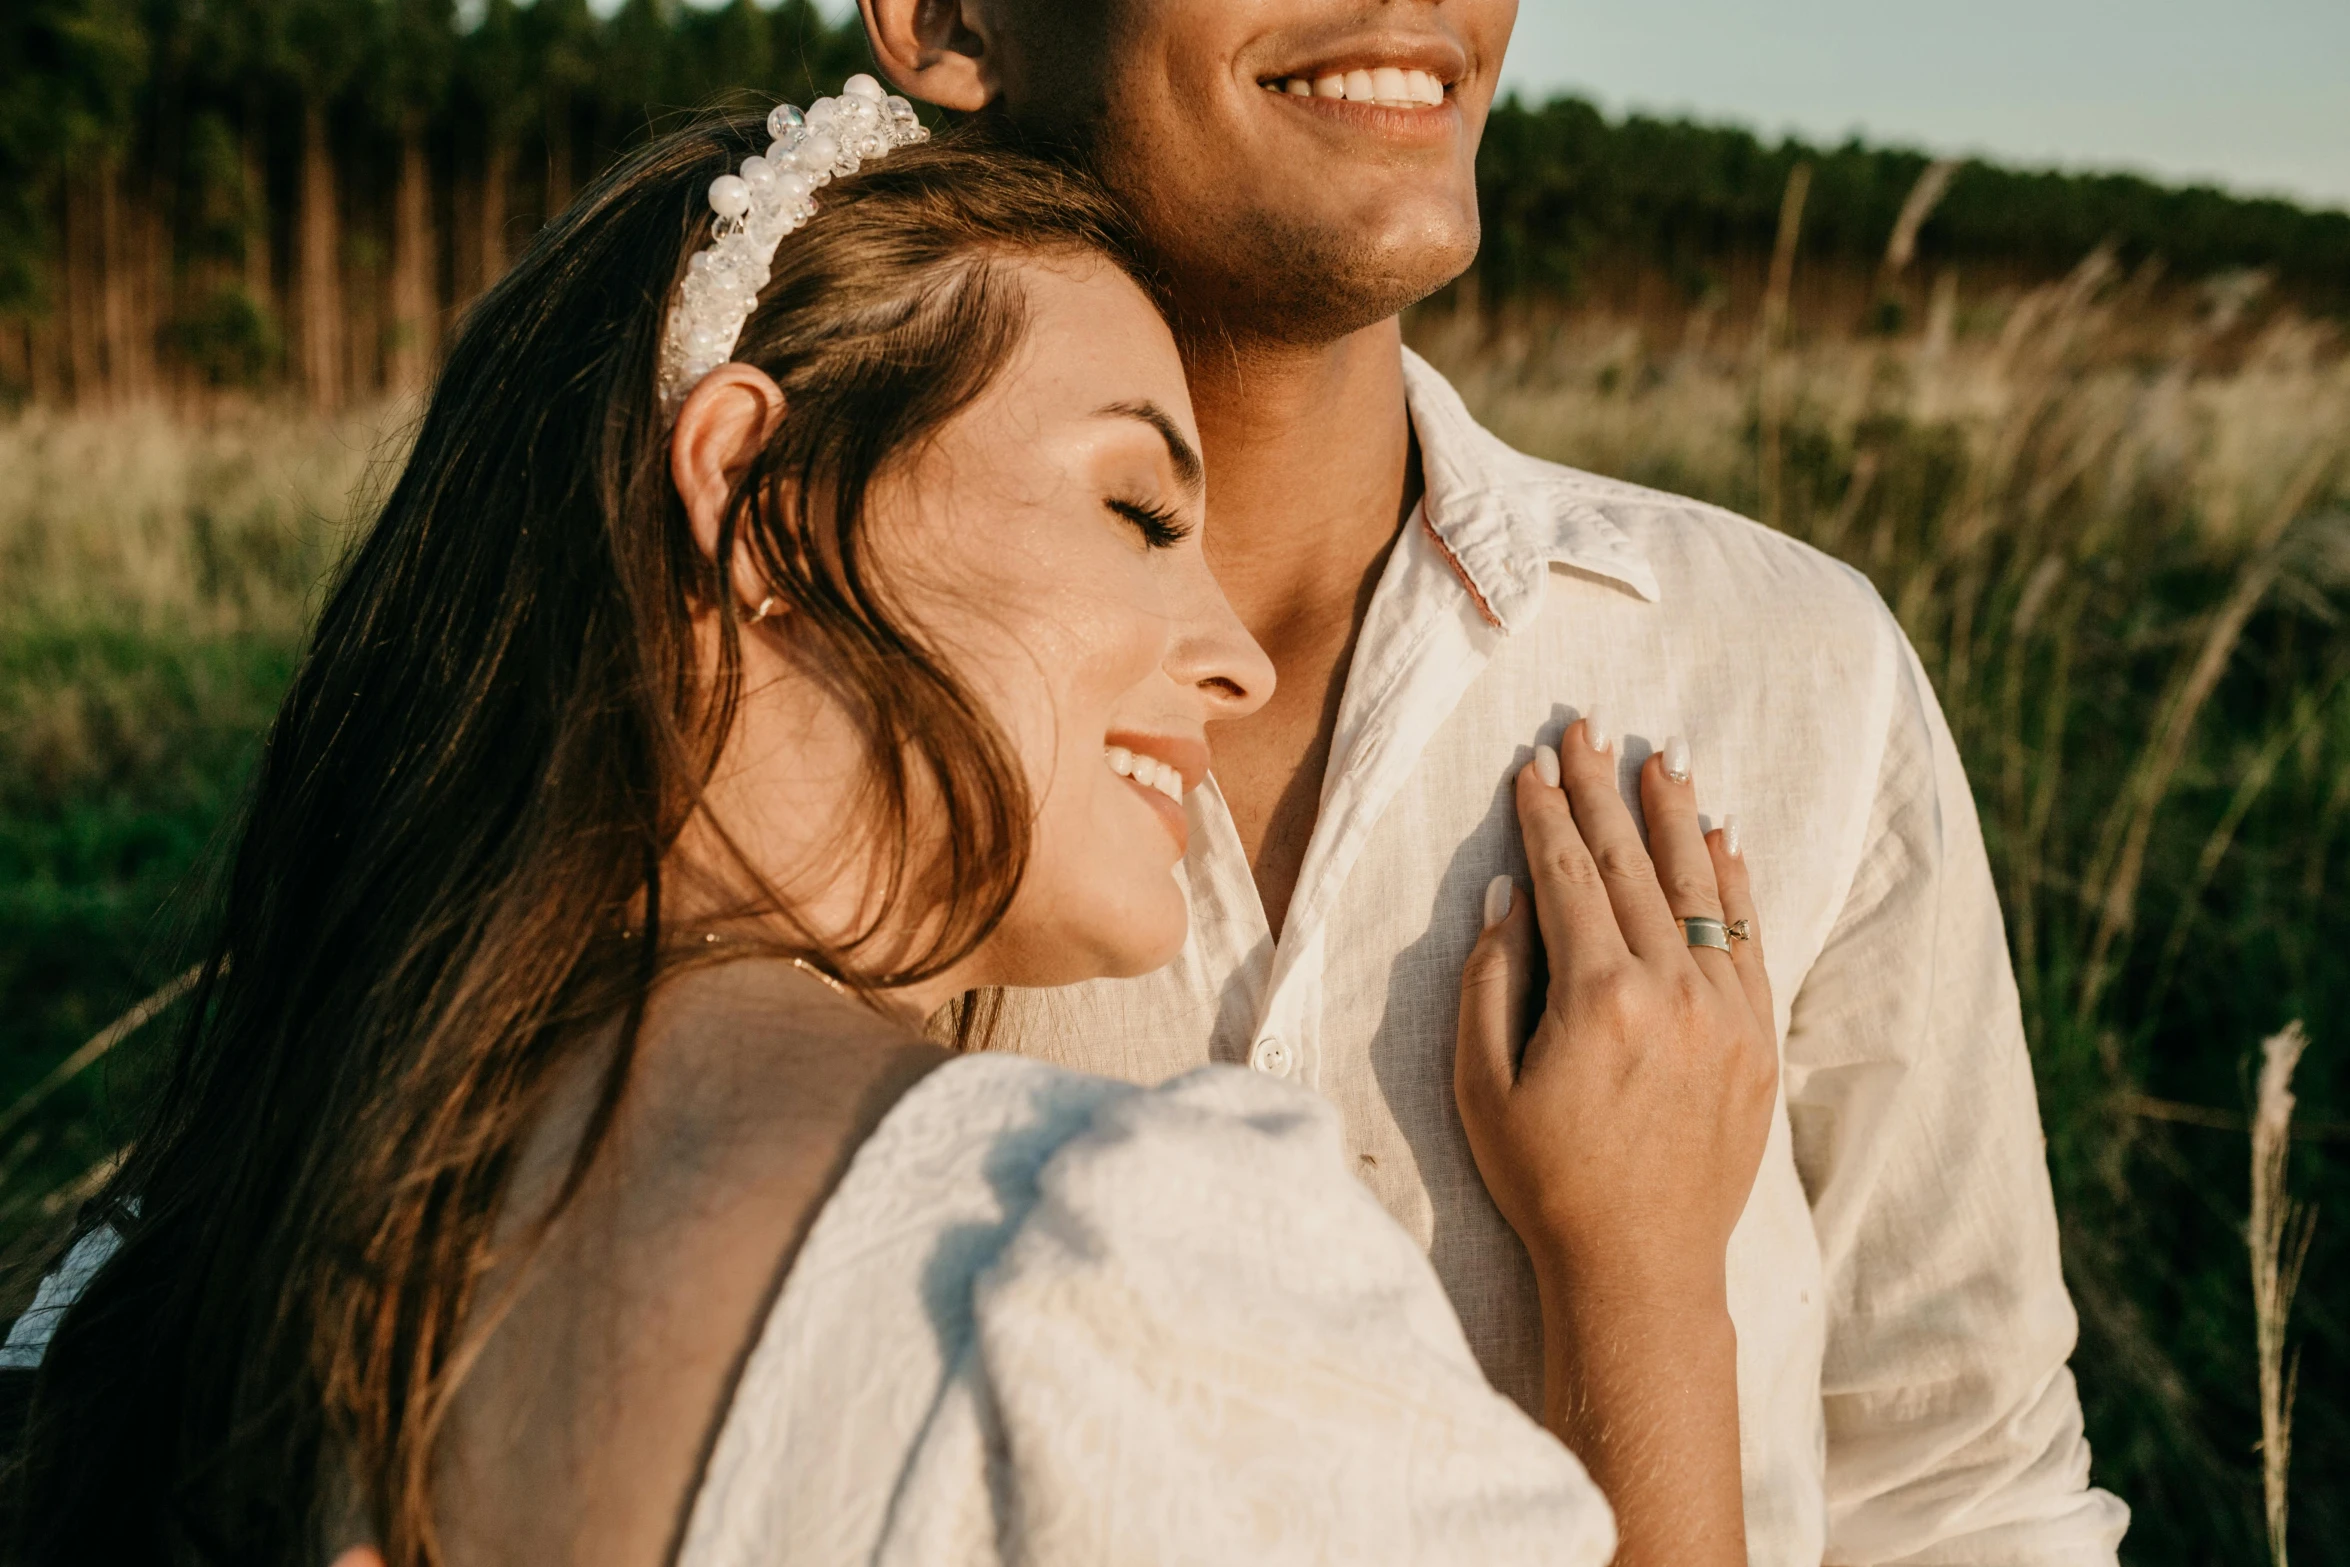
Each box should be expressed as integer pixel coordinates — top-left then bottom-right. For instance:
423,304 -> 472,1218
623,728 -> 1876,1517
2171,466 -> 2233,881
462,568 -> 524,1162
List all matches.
879,1066 -> 1615,1567
1785,617 -> 2129,1565
0,1223 -> 123,1370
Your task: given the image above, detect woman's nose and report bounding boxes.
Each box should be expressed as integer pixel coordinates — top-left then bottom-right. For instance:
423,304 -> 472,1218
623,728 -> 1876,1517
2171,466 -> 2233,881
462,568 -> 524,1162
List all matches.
1165,553 -> 1275,721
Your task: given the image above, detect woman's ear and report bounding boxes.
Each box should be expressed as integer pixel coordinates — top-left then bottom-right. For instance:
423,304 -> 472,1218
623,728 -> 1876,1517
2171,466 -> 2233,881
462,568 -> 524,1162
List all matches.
858,0 -> 998,112
671,364 -> 789,616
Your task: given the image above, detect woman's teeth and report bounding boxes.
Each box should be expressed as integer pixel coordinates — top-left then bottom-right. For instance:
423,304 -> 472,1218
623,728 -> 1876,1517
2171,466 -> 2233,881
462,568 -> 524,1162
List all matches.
1266,67 -> 1445,108
1105,746 -> 1184,803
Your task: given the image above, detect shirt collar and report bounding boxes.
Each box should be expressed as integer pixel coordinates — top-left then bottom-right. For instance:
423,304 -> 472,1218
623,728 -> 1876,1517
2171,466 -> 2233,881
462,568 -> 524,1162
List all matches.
1402,347 -> 1662,629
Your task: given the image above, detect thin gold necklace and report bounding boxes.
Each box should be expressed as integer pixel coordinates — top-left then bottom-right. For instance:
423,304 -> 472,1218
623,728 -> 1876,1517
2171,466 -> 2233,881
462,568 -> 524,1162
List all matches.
614,928 -> 853,997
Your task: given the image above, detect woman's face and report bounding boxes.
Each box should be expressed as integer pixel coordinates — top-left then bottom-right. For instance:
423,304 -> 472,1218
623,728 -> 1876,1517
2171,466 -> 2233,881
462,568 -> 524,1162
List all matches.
680,255 -> 1272,1003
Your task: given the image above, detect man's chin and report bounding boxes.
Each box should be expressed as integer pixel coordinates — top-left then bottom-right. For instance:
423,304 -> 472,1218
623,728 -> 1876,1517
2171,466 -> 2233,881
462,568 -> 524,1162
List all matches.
1165,219 -> 1479,348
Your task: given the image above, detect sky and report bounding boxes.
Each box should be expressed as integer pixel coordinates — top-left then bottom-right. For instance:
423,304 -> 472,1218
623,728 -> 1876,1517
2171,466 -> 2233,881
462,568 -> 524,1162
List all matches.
1501,0 -> 2350,208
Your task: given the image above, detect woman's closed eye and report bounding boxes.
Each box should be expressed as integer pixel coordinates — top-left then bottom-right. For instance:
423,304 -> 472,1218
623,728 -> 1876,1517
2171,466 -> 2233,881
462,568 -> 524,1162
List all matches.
1106,496 -> 1194,550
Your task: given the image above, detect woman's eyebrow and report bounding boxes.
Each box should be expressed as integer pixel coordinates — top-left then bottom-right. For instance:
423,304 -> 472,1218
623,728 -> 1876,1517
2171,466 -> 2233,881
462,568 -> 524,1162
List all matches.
1094,400 -> 1204,496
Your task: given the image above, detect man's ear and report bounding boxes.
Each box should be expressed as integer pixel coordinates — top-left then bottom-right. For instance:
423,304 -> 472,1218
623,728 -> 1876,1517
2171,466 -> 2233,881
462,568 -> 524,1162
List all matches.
858,0 -> 998,112
671,364 -> 789,614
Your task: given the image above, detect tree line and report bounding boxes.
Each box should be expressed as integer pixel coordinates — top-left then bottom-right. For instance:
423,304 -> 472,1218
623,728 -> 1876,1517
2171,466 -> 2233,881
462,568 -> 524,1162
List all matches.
5,0 -> 2344,408
1469,95 -> 2350,318
1,0 -> 867,407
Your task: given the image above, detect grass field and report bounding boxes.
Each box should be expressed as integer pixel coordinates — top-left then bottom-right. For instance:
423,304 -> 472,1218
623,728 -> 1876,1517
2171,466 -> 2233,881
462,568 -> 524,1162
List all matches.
2,269 -> 2345,1560
0,405 -> 379,1239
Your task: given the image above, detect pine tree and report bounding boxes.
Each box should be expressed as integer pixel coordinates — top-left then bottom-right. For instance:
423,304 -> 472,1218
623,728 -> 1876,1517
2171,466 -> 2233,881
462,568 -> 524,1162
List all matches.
0,0 -> 148,399
372,0 -> 454,393
278,0 -> 367,407
523,0 -> 595,221
457,0 -> 527,294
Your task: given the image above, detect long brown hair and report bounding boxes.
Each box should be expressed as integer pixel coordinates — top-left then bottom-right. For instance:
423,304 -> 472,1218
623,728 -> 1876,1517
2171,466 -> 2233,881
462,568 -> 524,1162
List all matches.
11,118 -> 1148,1565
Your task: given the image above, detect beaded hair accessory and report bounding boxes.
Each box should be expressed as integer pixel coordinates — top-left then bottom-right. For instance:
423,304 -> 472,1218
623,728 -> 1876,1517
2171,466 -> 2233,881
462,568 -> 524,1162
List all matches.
657,74 -> 928,413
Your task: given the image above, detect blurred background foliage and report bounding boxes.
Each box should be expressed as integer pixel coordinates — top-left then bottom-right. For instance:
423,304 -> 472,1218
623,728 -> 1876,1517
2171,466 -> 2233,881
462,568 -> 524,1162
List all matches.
5,0 -> 2346,404
0,1 -> 2345,1563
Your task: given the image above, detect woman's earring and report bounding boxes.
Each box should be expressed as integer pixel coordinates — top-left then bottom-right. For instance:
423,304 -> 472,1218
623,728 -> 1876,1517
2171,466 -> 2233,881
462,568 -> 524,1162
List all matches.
745,594 -> 779,625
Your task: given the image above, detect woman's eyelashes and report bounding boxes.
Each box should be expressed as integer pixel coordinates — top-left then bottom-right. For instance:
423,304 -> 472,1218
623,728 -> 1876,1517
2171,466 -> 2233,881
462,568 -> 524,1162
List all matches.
1105,496 -> 1193,550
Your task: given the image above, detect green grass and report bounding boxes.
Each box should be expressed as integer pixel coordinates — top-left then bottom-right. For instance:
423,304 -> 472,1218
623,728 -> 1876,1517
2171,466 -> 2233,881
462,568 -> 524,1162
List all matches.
0,401 -> 377,1246
0,625 -> 297,1217
2,277 -> 2345,1562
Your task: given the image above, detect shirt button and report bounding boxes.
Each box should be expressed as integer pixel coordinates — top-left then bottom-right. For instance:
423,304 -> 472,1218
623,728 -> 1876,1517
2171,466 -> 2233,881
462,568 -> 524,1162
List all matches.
1250,1036 -> 1291,1076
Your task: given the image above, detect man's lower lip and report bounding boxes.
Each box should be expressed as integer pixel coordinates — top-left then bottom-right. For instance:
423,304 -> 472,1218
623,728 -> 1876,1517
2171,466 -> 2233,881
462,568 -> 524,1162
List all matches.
1261,93 -> 1458,141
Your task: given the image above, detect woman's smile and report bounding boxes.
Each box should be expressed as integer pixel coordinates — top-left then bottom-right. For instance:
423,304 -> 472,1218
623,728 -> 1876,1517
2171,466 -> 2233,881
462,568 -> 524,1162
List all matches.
1103,733 -> 1210,851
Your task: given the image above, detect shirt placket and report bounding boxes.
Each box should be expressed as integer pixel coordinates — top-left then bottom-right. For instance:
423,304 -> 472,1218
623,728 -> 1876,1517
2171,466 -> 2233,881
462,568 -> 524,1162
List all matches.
1223,507 -> 1514,1092
1177,775 -> 1280,1066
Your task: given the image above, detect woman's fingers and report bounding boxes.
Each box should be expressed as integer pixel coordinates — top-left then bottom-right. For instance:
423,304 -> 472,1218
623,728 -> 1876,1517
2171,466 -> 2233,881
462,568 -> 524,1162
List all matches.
1515,750 -> 1632,987
1457,877 -> 1536,1101
1709,821 -> 1777,1043
1639,736 -> 1733,978
1555,718 -> 1684,960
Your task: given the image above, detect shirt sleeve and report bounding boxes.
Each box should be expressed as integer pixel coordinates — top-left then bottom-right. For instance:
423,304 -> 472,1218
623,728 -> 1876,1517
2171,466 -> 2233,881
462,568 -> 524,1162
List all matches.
877,1066 -> 1616,1567
1783,615 -> 2130,1565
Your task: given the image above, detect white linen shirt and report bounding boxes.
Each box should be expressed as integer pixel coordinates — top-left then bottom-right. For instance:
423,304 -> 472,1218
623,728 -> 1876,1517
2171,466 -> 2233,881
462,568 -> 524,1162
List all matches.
992,350 -> 2130,1567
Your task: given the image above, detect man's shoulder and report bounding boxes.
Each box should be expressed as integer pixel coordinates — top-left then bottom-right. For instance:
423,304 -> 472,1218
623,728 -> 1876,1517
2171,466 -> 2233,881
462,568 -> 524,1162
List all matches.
1404,350 -> 1896,650
1511,449 -> 1892,638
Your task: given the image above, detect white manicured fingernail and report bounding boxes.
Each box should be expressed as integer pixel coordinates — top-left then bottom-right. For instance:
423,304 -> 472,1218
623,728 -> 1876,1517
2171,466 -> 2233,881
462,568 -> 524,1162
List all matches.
1583,705 -> 1611,752
1664,733 -> 1691,783
1533,744 -> 1561,788
1482,875 -> 1514,929
1723,813 -> 1743,858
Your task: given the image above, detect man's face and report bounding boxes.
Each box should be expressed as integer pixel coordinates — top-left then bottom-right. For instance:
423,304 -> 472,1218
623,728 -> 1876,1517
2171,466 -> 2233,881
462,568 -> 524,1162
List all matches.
991,0 -> 1518,348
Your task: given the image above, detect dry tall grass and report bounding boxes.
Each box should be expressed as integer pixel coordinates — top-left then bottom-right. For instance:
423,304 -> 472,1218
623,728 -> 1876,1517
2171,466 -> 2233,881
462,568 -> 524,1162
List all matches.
0,401 -> 400,637
2251,1022 -> 2316,1567
1414,268 -> 2350,561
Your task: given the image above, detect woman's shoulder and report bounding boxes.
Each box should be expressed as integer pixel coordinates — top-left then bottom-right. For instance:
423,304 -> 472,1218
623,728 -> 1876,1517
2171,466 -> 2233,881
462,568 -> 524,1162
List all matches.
683,1057 -> 1614,1567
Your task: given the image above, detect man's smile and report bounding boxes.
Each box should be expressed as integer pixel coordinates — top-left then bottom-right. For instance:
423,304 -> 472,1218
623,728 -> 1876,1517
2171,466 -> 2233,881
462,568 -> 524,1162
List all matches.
1259,66 -> 1448,109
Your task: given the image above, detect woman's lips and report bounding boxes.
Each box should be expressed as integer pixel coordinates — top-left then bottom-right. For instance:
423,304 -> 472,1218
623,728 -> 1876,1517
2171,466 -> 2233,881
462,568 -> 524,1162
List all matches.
1104,735 -> 1208,853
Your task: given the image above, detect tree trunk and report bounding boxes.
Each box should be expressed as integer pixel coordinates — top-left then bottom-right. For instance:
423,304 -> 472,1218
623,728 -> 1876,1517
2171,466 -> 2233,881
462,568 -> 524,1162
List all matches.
98,157 -> 161,402
544,91 -> 572,219
98,159 -> 141,401
479,130 -> 511,294
26,239 -> 61,404
140,164 -> 171,404
64,172 -> 102,404
243,87 -> 274,309
298,93 -> 344,410
388,109 -> 437,394
1,317 -> 27,395
28,311 -> 59,406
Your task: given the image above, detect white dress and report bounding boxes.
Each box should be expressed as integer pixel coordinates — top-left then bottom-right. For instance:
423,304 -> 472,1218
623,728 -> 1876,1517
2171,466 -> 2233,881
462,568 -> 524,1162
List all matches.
3,1055 -> 1615,1564
676,1053 -> 1616,1566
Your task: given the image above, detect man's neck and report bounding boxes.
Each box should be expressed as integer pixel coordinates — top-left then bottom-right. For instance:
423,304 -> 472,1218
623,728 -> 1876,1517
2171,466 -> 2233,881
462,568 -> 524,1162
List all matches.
1183,315 -> 1419,936
1184,316 -> 1417,647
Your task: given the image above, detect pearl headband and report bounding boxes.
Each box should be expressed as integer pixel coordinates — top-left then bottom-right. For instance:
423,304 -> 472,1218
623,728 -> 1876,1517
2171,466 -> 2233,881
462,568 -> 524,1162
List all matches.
657,75 -> 929,413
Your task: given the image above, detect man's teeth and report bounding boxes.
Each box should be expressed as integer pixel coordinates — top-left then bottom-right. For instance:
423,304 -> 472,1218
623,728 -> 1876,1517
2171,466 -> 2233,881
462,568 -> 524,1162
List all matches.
1268,67 -> 1445,108
1104,746 -> 1184,803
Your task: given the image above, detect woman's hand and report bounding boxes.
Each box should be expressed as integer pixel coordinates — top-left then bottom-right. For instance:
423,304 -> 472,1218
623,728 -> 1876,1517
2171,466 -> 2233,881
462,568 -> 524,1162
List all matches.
1456,718 -> 1777,1295
1454,717 -> 1777,1567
